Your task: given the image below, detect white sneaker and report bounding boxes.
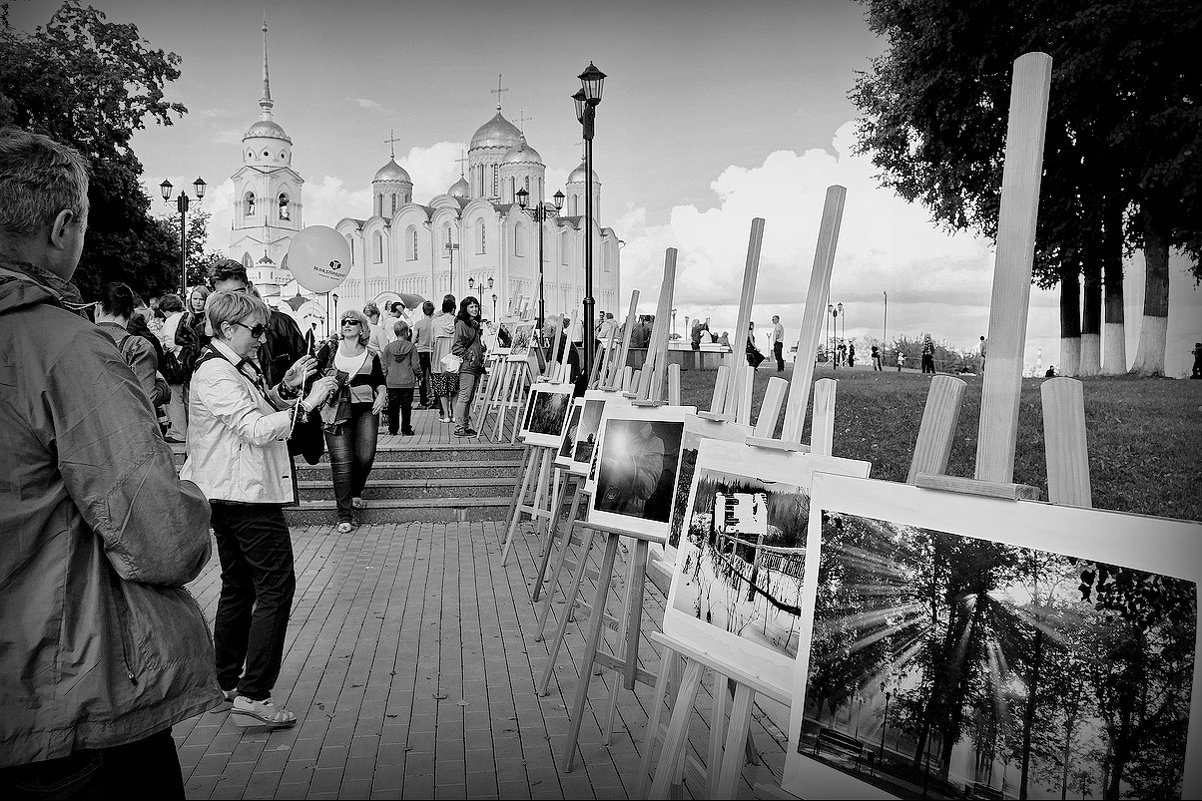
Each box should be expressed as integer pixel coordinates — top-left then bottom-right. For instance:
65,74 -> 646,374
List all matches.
231,696 -> 297,728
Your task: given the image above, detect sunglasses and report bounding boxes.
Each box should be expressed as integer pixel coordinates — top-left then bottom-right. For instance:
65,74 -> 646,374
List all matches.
232,321 -> 267,339
341,319 -> 361,327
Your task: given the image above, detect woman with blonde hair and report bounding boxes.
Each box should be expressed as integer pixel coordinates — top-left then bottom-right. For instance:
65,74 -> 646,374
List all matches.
183,290 -> 337,728
315,308 -> 387,532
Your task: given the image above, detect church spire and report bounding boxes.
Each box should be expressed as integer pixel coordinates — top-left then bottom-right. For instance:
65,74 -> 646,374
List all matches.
259,11 -> 274,120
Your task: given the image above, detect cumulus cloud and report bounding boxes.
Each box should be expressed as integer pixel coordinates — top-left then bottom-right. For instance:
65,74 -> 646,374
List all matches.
350,97 -> 385,111
210,127 -> 245,145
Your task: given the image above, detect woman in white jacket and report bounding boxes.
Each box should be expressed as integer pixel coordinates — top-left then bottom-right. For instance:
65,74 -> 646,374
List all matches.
181,291 -> 337,729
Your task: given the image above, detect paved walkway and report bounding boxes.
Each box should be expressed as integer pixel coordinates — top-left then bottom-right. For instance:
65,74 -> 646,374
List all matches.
176,518 -> 793,799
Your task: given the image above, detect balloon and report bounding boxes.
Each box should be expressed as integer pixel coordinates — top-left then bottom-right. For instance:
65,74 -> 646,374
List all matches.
287,225 -> 351,293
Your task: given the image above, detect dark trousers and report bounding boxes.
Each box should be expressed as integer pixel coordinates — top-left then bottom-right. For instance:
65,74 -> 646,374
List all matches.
325,404 -> 379,522
0,728 -> 183,800
417,352 -> 432,406
921,354 -> 935,373
211,502 -> 295,702
773,341 -> 784,371
387,387 -> 414,434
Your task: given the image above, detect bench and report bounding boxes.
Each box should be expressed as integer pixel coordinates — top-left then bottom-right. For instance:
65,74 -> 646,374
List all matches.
813,726 -> 867,766
970,782 -> 1004,800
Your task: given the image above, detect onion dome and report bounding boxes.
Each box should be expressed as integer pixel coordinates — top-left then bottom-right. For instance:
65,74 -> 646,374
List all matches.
448,175 -> 470,198
567,161 -> 598,184
502,136 -> 542,165
374,159 -> 411,183
244,119 -> 291,143
470,112 -> 522,151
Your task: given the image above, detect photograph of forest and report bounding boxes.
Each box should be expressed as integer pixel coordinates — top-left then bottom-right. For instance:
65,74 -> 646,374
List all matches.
671,466 -> 811,665
527,387 -> 572,439
796,509 -> 1198,800
558,401 -> 583,462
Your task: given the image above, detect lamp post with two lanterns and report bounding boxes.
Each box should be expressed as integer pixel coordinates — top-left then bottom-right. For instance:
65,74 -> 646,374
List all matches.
159,177 -> 207,298
515,187 -> 564,337
467,275 -> 495,317
571,61 -> 606,375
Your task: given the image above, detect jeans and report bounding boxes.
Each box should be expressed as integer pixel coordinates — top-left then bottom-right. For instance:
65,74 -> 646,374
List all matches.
0,729 -> 183,800
325,404 -> 379,521
417,352 -> 432,406
386,387 -> 414,434
211,502 -> 295,702
453,372 -> 480,431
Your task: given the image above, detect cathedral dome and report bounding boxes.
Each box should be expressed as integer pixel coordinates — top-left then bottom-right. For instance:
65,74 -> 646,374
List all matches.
502,137 -> 542,165
470,112 -> 522,151
244,119 -> 291,143
567,161 -> 598,184
448,175 -> 470,198
374,159 -> 411,183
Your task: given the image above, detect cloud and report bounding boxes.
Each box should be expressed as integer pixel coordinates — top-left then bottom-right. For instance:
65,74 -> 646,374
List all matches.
349,97 -> 385,111
397,141 -> 468,201
210,127 -> 245,145
199,108 -> 239,119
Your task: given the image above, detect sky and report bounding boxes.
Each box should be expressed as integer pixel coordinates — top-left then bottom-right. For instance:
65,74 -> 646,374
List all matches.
13,0 -> 1201,376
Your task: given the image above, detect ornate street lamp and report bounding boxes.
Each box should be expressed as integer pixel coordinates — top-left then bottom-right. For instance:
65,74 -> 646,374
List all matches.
572,61 -> 606,375
827,303 -> 839,369
160,176 -> 206,297
838,301 -> 846,355
516,186 -> 564,336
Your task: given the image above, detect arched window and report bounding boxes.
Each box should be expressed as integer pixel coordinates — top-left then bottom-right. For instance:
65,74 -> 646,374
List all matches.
477,221 -> 486,254
492,166 -> 499,198
346,235 -> 355,265
391,193 -> 398,216
407,226 -> 418,260
509,177 -> 515,202
244,192 -> 256,217
373,232 -> 383,263
524,175 -> 530,193
278,192 -> 290,221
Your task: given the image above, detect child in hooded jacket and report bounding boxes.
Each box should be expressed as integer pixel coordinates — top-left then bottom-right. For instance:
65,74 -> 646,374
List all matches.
382,320 -> 421,436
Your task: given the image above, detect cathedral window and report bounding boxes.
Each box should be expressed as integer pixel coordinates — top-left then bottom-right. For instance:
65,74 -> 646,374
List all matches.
391,194 -> 398,216
509,177 -> 515,202
524,176 -> 530,193
406,226 -> 418,261
244,192 -> 256,217
278,193 -> 290,221
373,232 -> 383,263
347,235 -> 355,265
477,221 -> 486,254
492,166 -> 498,198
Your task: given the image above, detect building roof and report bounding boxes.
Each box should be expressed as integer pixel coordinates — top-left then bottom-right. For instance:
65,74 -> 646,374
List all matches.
244,119 -> 292,143
502,136 -> 542,165
470,112 -> 522,151
374,158 -> 412,183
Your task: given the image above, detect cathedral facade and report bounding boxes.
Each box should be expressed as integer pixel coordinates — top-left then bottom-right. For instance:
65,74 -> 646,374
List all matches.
225,20 -> 621,337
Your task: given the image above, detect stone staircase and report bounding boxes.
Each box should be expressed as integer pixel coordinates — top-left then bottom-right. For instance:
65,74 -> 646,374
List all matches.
170,440 -> 523,524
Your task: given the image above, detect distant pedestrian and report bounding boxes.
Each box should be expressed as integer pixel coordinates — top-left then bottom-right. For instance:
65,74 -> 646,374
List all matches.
382,320 -> 420,436
1045,365 -> 1056,377
1,128 -> 214,797
980,335 -> 988,374
871,344 -> 882,371
1192,343 -> 1201,379
718,331 -> 730,348
690,317 -> 709,351
316,309 -> 387,532
897,351 -> 907,371
452,296 -> 486,438
95,282 -> 171,410
746,321 -> 766,368
771,315 -> 785,371
363,302 -> 389,354
921,334 -> 936,374
848,342 -> 856,368
413,300 -> 436,407
431,295 -> 459,423
837,340 -> 847,367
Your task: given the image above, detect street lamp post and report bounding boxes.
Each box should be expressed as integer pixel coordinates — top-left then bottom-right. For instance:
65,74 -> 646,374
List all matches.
671,308 -> 677,339
444,228 -> 459,299
827,303 -> 839,369
838,302 -> 845,362
572,61 -> 606,376
516,187 -> 564,337
160,177 -> 206,298
882,291 -> 888,355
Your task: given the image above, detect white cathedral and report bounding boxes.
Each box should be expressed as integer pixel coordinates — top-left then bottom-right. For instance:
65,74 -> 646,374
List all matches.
227,19 -> 621,336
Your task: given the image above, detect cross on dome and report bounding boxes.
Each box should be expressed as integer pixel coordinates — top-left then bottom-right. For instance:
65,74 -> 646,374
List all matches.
384,128 -> 402,159
455,150 -> 468,176
490,74 -> 509,112
516,107 -> 532,134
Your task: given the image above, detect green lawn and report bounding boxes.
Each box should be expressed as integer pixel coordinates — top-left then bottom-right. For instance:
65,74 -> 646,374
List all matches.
672,365 -> 1201,522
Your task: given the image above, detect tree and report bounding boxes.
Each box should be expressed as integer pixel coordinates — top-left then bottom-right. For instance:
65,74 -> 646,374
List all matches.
850,0 -> 1201,377
157,206 -> 225,294
0,1 -> 187,300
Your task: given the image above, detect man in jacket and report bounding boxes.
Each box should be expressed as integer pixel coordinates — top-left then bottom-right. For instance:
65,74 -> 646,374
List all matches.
0,128 -> 217,796
210,259 -> 307,387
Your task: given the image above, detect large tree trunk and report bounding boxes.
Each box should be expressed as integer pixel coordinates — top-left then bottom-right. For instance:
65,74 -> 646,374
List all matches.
1101,193 -> 1127,374
1080,258 -> 1102,376
1059,264 -> 1082,377
1129,205 -> 1170,376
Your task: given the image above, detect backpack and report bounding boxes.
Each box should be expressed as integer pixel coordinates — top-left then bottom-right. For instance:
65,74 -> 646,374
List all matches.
171,316 -> 201,383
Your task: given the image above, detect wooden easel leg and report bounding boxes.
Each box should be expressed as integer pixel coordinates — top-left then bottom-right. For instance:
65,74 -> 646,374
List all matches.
559,531 -> 621,774
500,446 -> 538,566
636,645 -> 676,799
622,540 -> 649,691
601,543 -> 644,744
708,672 -> 729,799
532,469 -> 569,602
504,445 -> 532,528
648,659 -> 706,799
537,525 -> 595,695
534,484 -> 585,641
716,683 -> 755,798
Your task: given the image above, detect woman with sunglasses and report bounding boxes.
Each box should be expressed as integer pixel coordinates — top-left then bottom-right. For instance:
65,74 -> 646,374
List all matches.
182,291 -> 338,728
451,295 -> 486,438
315,309 -> 387,532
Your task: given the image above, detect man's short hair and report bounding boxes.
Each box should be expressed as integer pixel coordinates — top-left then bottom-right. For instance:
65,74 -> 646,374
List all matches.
393,320 -> 410,338
207,290 -> 270,336
0,127 -> 89,241
363,302 -> 380,320
210,258 -> 249,289
422,300 -> 435,316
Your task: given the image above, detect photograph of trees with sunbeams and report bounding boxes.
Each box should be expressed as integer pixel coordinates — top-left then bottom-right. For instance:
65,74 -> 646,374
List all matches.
797,509 -> 1197,800
672,467 -> 810,662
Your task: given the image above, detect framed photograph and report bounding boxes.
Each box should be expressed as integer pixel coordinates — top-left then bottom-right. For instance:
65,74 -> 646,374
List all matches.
568,390 -> 628,475
492,318 -> 519,356
663,439 -> 870,698
507,322 -> 535,362
520,382 -> 574,448
784,474 -> 1202,801
587,403 -> 696,542
556,398 -> 586,468
664,415 -> 754,565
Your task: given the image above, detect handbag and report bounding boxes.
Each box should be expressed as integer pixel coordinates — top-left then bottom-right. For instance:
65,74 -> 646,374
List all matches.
440,352 -> 462,372
288,404 -> 326,465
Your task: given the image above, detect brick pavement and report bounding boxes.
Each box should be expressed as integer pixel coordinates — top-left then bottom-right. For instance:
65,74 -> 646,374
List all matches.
176,520 -> 791,799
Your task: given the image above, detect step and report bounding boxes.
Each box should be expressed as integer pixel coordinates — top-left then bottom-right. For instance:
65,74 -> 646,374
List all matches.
296,478 -> 515,501
171,443 -> 523,467
284,497 -> 511,524
295,459 -> 522,481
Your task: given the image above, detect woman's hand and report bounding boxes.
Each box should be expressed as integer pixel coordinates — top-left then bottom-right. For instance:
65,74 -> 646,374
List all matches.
284,355 -> 318,390
304,376 -> 340,410
371,390 -> 387,416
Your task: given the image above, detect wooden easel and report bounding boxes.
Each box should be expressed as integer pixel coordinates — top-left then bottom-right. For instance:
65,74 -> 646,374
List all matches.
642,185 -> 848,799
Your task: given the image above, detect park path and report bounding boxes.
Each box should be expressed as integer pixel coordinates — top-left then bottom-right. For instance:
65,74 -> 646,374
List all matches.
173,518 -> 793,799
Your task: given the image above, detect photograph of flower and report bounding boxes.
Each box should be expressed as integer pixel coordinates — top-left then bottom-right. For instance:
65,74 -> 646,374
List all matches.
663,439 -> 870,694
521,382 -> 573,448
785,474 -> 1202,800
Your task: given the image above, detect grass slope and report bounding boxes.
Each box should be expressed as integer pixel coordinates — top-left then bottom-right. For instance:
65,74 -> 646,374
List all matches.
675,367 -> 1201,522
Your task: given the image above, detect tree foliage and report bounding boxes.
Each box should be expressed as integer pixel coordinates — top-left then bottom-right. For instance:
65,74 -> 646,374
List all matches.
0,1 -> 187,299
